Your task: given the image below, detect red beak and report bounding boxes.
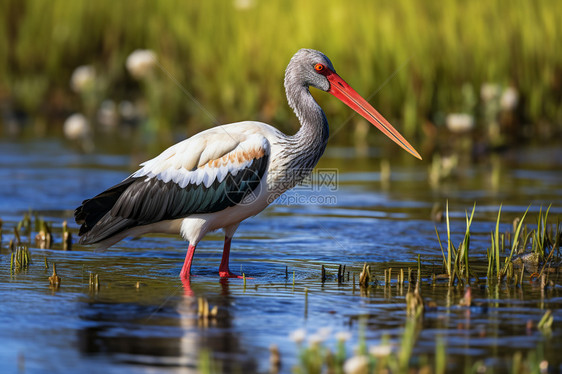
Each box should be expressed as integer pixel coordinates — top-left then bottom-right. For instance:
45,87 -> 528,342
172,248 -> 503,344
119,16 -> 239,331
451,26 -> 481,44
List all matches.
325,70 -> 422,160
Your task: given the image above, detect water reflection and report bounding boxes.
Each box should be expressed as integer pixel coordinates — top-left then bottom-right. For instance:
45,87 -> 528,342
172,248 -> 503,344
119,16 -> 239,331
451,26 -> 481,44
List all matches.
77,279 -> 258,372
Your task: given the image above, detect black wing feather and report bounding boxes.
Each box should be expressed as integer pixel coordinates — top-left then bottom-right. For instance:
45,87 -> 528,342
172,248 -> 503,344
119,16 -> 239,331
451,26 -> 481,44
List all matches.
75,154 -> 269,245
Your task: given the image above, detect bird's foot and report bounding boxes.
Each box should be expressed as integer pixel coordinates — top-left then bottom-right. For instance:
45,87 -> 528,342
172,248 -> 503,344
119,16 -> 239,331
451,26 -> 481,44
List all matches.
219,270 -> 243,279
219,270 -> 252,279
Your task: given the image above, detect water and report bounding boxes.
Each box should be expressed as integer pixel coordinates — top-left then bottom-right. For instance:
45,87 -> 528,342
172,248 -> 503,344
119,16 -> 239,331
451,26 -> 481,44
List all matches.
0,139 -> 561,373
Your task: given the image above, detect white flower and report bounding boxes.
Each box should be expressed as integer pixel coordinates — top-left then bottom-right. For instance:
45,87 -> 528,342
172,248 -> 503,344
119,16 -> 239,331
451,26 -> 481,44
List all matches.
480,83 -> 501,102
289,329 -> 306,344
343,355 -> 368,374
500,86 -> 519,111
317,327 -> 332,341
234,0 -> 255,10
308,333 -> 324,346
539,360 -> 548,373
118,100 -> 138,120
336,331 -> 352,342
446,113 -> 474,133
63,113 -> 90,140
126,49 -> 156,79
368,344 -> 392,357
70,65 -> 95,93
97,100 -> 117,128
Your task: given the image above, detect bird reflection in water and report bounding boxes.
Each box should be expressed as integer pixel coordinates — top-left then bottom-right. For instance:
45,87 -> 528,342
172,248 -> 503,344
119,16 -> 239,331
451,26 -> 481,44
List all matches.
77,278 -> 257,372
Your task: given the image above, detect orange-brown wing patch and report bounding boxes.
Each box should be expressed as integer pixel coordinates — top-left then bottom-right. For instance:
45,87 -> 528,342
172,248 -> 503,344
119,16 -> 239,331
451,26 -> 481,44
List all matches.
207,146 -> 266,169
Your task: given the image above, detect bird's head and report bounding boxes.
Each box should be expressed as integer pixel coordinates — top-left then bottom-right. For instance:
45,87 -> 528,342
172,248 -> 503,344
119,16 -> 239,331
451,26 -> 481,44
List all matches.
285,48 -> 422,160
285,49 -> 336,92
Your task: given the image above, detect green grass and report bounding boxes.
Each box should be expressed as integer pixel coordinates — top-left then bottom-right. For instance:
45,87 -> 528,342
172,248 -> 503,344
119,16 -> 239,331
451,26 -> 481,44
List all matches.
286,317 -> 547,374
1,0 -> 561,146
10,245 -> 30,273
435,201 -> 476,285
436,203 -> 560,285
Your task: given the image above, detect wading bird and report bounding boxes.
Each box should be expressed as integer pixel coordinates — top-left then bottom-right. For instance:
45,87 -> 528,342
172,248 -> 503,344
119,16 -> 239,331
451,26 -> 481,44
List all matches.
75,49 -> 421,279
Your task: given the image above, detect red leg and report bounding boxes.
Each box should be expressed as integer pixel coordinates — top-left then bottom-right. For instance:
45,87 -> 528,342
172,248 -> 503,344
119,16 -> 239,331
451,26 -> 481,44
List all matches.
181,276 -> 194,297
180,244 -> 196,280
219,236 -> 244,278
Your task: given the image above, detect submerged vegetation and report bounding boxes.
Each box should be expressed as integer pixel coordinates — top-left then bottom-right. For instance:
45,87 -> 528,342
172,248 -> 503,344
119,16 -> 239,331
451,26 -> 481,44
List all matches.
1,0 -> 561,151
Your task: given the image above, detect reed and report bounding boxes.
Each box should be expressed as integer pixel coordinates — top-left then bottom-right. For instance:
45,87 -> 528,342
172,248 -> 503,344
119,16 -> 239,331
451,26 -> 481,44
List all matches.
487,204 -> 561,282
359,263 -> 373,287
49,263 -> 61,288
62,220 -> 72,251
89,273 -> 99,292
1,1 -> 560,145
288,313 -> 549,373
10,245 -> 31,273
435,203 -> 561,285
435,202 -> 476,285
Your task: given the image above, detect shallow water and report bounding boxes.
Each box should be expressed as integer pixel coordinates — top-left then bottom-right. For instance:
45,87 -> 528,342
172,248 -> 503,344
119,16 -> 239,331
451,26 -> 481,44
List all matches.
0,139 -> 561,373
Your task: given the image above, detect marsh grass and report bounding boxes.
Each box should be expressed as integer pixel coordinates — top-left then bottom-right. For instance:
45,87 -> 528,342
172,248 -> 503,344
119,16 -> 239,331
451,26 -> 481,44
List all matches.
1,1 -> 561,144
3,211 -> 82,253
10,245 -> 30,273
435,201 -> 476,285
488,204 -> 561,283
487,205 -> 530,281
436,203 -> 560,285
88,272 -> 100,292
287,316 -> 546,374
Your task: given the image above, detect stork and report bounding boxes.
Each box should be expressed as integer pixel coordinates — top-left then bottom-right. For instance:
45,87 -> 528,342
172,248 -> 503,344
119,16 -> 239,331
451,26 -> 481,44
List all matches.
75,49 -> 421,279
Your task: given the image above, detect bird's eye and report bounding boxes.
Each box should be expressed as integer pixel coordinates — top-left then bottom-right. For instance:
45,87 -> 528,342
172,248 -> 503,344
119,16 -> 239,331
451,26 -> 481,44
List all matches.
314,63 -> 325,72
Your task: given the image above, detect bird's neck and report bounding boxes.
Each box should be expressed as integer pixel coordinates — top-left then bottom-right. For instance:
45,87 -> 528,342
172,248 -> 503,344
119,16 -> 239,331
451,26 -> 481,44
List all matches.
269,85 -> 329,193
287,85 -> 329,159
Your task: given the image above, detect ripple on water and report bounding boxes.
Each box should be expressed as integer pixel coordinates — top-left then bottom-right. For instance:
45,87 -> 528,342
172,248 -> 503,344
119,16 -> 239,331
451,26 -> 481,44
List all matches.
0,140 -> 561,372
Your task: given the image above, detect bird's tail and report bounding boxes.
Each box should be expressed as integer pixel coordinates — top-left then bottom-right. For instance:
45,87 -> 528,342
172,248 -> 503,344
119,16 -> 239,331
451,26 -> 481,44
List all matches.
74,177 -> 138,244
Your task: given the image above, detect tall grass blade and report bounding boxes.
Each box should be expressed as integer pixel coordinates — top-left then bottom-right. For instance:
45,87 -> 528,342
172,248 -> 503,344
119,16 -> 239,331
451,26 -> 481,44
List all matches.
435,225 -> 446,271
495,205 -> 502,280
446,201 -> 452,277
501,205 -> 530,277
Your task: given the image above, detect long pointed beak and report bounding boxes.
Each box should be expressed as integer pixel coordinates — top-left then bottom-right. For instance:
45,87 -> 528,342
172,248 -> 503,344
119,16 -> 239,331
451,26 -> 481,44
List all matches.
326,70 -> 422,160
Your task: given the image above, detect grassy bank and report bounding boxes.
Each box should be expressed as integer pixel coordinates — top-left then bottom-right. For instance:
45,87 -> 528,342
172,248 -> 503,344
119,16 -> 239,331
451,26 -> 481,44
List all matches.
1,0 -> 561,147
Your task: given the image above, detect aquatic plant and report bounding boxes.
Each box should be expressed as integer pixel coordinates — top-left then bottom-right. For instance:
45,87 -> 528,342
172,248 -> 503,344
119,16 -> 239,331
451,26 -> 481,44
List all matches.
62,220 -> 72,251
35,217 -> 53,249
197,297 -> 218,321
405,284 -> 424,318
10,245 -> 31,273
49,263 -> 61,288
16,212 -> 31,236
287,318 -> 549,374
436,203 -> 560,285
487,205 -> 529,282
435,202 -> 476,285
487,204 -> 561,283
88,273 -> 99,293
359,263 -> 374,288
198,349 -> 222,374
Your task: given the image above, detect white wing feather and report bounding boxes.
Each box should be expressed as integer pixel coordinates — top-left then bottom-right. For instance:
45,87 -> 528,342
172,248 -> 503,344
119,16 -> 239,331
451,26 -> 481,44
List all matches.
132,126 -> 270,189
